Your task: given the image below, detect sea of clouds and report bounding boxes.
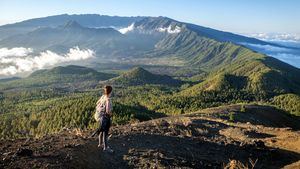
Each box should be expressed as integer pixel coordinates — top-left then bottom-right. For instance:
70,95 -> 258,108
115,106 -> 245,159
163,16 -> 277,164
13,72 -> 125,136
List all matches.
238,32 -> 300,68
241,42 -> 300,68
247,33 -> 300,42
0,47 -> 95,76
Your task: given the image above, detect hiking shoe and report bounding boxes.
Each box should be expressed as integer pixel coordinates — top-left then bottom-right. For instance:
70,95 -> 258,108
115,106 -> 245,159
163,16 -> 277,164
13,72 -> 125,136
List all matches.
98,144 -> 104,148
103,146 -> 114,153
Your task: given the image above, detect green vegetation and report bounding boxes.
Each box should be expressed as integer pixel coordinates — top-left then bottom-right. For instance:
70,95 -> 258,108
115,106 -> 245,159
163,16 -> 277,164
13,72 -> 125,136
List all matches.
0,82 -> 255,139
0,90 -> 166,139
272,94 -> 300,116
240,105 -> 246,113
1,56 -> 300,140
229,112 -> 235,122
0,65 -> 116,90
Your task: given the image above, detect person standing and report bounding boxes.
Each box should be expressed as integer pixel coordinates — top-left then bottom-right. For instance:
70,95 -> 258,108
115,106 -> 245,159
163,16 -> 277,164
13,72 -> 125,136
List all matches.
91,85 -> 113,152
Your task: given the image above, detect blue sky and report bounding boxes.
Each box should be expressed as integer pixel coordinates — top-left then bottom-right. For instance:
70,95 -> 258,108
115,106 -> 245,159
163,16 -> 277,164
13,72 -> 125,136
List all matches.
0,0 -> 299,35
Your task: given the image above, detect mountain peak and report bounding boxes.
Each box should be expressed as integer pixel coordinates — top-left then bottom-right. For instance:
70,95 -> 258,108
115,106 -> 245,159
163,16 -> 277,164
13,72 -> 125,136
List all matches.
62,20 -> 83,29
119,67 -> 153,80
103,67 -> 182,86
129,67 -> 150,75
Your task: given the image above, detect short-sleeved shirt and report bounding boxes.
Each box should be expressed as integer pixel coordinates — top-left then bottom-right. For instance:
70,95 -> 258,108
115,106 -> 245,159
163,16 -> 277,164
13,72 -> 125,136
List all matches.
96,95 -> 112,115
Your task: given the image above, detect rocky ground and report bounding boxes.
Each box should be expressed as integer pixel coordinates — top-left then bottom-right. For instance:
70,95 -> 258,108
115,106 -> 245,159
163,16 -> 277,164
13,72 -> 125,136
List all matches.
1,104 -> 300,169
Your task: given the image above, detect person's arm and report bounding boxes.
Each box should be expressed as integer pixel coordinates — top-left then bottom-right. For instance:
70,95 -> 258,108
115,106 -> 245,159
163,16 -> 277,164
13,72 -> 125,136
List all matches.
96,95 -> 103,105
106,98 -> 112,116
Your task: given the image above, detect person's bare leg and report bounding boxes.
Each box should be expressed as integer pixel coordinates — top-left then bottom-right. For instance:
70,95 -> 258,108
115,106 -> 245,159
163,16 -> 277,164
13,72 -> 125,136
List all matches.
98,132 -> 103,148
90,124 -> 100,137
103,130 -> 108,150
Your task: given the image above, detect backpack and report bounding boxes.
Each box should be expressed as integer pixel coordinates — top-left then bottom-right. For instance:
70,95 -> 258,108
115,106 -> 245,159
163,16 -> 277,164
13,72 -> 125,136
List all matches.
94,96 -> 107,122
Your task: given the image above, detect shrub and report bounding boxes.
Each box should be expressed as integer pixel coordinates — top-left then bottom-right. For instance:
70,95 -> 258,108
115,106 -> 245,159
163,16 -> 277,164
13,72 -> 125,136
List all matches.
229,112 -> 235,121
240,105 -> 246,113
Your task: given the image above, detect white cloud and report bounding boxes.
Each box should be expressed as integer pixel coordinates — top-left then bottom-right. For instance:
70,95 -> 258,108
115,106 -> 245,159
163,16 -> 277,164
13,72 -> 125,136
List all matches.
157,25 -> 181,34
246,33 -> 300,42
118,23 -> 181,34
0,47 -> 33,57
0,47 -> 95,75
118,23 -> 135,34
0,66 -> 18,75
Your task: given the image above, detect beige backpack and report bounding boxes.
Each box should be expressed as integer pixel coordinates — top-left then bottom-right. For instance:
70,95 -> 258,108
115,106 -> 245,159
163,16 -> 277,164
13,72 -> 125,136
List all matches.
94,96 -> 107,122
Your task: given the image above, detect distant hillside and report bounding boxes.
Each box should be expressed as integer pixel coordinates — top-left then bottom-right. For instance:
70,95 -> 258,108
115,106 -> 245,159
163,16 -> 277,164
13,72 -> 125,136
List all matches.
1,15 -> 300,100
29,65 -> 108,77
0,14 -> 144,40
0,21 -> 125,54
0,20 -> 162,56
181,53 -> 300,99
103,67 -> 183,86
130,17 -> 295,71
0,77 -> 20,83
131,17 -> 288,48
186,23 -> 285,47
153,29 -> 249,70
0,65 -> 116,90
0,14 -> 286,49
1,15 -> 293,63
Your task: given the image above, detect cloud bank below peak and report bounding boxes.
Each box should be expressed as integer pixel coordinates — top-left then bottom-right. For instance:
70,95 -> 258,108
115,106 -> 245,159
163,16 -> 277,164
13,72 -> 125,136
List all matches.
118,23 -> 135,34
157,25 -> 181,34
117,23 -> 181,34
241,42 -> 300,68
246,33 -> 300,42
0,47 -> 95,75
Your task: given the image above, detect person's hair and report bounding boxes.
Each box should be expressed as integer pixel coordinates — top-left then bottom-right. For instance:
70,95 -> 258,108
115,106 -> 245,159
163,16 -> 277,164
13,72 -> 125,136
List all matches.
103,85 -> 113,95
